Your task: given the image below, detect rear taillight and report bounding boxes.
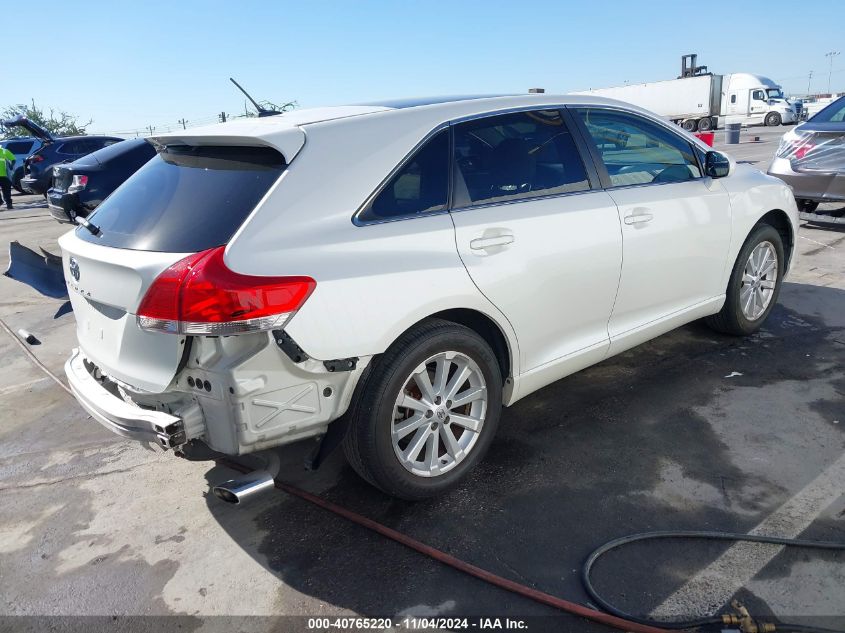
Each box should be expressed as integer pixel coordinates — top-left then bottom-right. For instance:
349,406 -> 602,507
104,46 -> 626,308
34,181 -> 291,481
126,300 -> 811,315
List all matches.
69,175 -> 89,192
793,142 -> 815,160
136,246 -> 316,336
778,136 -> 815,160
30,154 -> 44,163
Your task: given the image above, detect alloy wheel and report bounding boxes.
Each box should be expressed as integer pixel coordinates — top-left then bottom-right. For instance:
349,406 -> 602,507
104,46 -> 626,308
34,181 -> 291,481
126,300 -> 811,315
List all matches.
740,241 -> 778,320
391,351 -> 487,477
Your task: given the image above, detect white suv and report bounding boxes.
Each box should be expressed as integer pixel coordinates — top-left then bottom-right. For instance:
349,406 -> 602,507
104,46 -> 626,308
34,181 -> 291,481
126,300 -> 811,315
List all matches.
60,95 -> 798,501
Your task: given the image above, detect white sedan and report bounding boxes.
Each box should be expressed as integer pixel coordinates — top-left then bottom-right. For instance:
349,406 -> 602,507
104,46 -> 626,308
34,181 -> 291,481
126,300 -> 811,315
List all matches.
59,94 -> 798,501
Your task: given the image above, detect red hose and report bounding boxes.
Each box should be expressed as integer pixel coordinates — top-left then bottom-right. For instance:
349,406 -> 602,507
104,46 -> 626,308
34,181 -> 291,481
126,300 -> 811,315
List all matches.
219,459 -> 670,633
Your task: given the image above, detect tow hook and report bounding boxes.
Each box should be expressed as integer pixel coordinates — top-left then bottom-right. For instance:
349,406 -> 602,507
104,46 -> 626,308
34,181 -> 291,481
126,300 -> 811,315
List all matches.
721,600 -> 777,633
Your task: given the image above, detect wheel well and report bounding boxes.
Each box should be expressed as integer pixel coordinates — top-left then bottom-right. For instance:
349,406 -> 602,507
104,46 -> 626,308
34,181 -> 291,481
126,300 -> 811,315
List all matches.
758,209 -> 794,268
430,308 -> 512,381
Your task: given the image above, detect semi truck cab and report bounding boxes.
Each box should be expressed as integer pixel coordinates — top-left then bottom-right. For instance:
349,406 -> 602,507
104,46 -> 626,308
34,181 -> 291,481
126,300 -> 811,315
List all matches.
722,73 -> 798,127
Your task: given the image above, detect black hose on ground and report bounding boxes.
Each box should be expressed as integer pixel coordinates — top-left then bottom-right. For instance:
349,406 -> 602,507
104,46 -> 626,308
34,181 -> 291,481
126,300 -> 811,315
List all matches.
582,530 -> 845,633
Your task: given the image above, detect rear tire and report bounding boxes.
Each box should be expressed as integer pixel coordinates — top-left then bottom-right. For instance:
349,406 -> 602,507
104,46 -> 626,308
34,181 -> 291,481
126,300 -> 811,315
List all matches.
765,112 -> 782,127
682,119 -> 698,132
706,223 -> 785,336
697,117 -> 714,132
343,318 -> 502,500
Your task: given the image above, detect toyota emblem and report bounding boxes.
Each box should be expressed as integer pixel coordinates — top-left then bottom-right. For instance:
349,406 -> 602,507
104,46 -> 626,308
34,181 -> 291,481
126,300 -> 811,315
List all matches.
69,257 -> 80,282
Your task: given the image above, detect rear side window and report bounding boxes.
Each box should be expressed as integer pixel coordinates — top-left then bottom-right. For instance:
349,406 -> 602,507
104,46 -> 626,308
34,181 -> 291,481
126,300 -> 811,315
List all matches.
5,141 -> 34,154
80,139 -> 155,167
359,130 -> 449,222
576,108 -> 702,186
77,145 -> 285,252
452,109 -> 590,207
811,96 -> 845,122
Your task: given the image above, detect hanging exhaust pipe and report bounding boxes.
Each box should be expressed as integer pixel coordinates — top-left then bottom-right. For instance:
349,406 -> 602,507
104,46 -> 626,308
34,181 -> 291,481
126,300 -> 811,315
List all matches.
212,453 -> 280,505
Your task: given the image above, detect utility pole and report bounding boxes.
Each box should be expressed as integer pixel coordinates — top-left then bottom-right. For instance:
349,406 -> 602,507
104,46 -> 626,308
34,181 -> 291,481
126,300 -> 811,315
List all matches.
219,111 -> 227,123
178,118 -> 188,130
147,125 -> 155,136
826,51 -> 840,94
807,70 -> 813,95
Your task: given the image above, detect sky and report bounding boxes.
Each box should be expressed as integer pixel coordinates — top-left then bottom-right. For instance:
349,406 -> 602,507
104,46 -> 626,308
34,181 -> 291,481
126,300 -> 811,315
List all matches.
7,0 -> 845,136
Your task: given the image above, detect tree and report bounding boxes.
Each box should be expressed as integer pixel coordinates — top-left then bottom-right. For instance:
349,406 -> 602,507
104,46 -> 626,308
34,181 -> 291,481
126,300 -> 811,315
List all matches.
236,98 -> 297,119
1,100 -> 92,139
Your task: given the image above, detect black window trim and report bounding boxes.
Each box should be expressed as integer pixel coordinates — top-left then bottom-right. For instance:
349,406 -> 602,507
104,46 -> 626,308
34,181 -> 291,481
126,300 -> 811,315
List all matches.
566,104 -> 707,192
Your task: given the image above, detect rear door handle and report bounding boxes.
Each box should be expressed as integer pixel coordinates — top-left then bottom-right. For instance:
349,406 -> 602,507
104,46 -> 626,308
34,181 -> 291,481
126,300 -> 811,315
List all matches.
470,235 -> 515,250
623,212 -> 654,225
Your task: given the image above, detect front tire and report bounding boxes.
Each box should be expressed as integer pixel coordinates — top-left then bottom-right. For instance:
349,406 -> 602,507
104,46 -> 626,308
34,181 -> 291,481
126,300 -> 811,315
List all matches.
343,319 -> 502,500
765,112 -> 782,127
706,223 -> 785,336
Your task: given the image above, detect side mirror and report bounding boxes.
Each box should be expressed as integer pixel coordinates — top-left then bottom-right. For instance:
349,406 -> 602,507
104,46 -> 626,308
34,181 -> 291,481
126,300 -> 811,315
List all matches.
705,151 -> 730,178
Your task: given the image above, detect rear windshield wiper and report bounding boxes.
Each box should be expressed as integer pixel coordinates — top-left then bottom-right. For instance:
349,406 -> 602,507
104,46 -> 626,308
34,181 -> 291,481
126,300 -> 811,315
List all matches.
74,215 -> 101,236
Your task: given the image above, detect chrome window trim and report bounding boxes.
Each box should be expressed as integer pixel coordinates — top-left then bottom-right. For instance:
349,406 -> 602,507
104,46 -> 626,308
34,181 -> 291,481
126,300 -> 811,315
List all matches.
352,101 -> 713,227
449,187 -> 607,216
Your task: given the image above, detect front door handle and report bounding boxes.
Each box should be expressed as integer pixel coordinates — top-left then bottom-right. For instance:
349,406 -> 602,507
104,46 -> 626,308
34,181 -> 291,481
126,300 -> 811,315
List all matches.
624,212 -> 654,225
470,234 -> 515,250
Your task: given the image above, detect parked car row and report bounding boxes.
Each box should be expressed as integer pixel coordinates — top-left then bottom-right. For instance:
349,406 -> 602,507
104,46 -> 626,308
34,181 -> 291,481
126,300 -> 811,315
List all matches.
48,138 -> 156,223
2,115 -> 158,221
2,116 -> 123,196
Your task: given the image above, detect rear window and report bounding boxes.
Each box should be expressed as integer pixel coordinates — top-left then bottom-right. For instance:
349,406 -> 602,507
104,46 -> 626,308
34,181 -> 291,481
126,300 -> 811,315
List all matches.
76,145 -> 286,252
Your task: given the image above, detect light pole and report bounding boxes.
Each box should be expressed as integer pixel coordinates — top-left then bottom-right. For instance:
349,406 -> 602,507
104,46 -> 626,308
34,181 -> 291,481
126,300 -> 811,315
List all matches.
826,51 -> 840,94
807,70 -> 813,95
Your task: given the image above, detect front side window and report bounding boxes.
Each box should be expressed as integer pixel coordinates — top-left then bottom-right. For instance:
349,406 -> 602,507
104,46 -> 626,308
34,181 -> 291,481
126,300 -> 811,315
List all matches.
753,90 -> 766,101
359,129 -> 449,222
452,110 -> 589,207
575,108 -> 702,187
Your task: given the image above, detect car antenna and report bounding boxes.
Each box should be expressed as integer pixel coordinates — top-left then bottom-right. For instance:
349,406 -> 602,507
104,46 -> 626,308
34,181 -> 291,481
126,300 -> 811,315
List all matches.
229,77 -> 279,118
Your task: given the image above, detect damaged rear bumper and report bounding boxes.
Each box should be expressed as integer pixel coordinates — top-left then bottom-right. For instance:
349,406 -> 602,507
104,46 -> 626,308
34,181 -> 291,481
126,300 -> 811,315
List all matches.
65,348 -> 191,449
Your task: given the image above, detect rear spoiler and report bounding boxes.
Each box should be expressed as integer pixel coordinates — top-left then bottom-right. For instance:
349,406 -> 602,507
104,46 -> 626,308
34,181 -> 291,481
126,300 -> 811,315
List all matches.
150,123 -> 306,165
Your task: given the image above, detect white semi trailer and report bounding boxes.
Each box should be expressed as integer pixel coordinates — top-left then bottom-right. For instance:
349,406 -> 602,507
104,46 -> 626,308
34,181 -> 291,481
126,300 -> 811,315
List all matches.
571,55 -> 799,131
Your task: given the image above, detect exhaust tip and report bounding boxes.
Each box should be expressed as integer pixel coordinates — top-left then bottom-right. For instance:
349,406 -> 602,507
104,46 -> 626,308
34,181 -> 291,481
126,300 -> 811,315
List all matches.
212,470 -> 275,505
212,486 -> 241,504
